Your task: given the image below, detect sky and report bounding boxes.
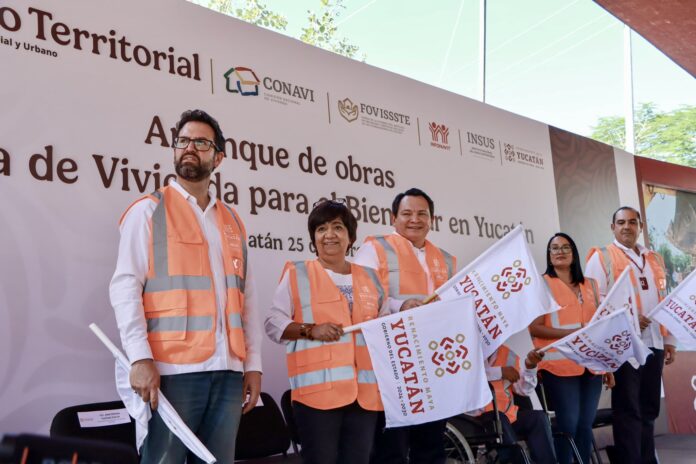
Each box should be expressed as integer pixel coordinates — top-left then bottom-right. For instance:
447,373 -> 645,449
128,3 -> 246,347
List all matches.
192,0 -> 695,138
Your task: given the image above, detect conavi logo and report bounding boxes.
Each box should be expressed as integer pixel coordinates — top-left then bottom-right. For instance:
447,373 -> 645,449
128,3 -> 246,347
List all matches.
223,66 -> 260,96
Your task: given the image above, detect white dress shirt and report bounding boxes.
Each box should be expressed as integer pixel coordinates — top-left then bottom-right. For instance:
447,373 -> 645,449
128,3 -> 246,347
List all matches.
265,266 -> 391,343
353,232 -> 433,314
109,180 -> 263,375
585,239 -> 676,349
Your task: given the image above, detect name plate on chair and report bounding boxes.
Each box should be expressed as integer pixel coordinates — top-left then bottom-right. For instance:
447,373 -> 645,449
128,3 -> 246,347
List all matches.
77,408 -> 131,428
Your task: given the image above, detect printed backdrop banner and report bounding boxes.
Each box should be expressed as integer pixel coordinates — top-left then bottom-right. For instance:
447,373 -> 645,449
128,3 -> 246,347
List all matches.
435,226 -> 559,356
648,269 -> 696,349
2,0 -> 639,434
543,309 -> 651,372
359,297 -> 490,428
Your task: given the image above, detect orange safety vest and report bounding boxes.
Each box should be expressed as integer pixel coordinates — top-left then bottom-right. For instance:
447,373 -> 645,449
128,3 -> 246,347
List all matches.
284,260 -> 385,411
121,186 -> 247,364
534,276 -> 600,376
587,243 -> 669,335
483,345 -> 520,423
365,234 -> 456,300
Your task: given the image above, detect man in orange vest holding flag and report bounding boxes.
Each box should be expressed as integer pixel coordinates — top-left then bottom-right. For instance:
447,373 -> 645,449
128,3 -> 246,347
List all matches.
474,346 -> 556,464
110,109 -> 262,463
585,206 -> 677,464
354,188 -> 456,464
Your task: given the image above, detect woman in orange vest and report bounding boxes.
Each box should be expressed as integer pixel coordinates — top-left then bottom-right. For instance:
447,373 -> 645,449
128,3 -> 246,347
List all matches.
529,233 -> 614,464
265,199 -> 388,464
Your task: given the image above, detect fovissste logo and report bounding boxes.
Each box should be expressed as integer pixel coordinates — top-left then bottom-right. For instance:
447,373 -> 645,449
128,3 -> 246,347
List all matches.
338,98 -> 359,122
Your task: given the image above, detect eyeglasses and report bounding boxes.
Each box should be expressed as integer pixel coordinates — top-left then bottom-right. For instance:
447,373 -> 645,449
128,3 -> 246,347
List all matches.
549,245 -> 572,255
312,198 -> 347,208
173,136 -> 218,152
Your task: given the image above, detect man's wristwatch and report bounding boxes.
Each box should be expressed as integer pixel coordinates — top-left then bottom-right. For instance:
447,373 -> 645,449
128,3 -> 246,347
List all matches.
299,323 -> 314,340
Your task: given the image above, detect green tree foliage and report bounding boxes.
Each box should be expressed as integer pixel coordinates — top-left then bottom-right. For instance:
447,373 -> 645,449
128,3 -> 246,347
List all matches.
590,103 -> 696,167
299,0 -> 365,61
200,0 -> 288,30
195,0 -> 364,60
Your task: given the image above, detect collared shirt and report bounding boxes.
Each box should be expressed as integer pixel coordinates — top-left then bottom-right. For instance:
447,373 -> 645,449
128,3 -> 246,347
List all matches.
265,266 -> 391,344
585,239 -> 676,349
353,231 -> 433,314
109,180 -> 262,375
466,349 -> 537,416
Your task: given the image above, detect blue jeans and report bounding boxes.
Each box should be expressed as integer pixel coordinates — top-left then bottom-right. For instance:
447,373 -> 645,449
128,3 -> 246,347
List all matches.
139,370 -> 243,464
542,370 -> 602,464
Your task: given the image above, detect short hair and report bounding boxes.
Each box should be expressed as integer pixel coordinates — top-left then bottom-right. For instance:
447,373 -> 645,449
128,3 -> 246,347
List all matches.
174,109 -> 225,152
544,232 -> 585,284
391,188 -> 435,217
307,200 -> 358,255
612,206 -> 642,224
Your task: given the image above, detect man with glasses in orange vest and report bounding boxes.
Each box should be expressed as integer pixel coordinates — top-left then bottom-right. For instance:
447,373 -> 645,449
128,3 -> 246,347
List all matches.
585,206 -> 677,464
110,109 -> 262,463
354,187 -> 456,464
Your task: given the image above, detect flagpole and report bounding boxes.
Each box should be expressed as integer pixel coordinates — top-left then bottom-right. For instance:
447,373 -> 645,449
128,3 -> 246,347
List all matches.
646,267 -> 696,318
539,309 -> 629,353
434,225 -> 524,296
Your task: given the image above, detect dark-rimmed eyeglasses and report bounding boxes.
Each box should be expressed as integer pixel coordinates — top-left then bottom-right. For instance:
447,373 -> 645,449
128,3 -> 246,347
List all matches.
549,245 -> 572,255
173,136 -> 218,152
312,198 -> 347,209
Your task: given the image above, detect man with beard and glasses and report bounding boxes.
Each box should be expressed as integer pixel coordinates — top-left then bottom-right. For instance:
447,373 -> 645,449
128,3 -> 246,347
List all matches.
110,109 -> 262,463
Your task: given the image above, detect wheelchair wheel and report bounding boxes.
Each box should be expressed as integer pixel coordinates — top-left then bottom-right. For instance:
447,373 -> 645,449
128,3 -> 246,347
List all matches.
444,421 -> 476,463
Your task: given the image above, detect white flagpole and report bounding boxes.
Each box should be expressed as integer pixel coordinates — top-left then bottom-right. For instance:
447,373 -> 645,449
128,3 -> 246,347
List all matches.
89,323 -> 217,463
538,309 -> 628,354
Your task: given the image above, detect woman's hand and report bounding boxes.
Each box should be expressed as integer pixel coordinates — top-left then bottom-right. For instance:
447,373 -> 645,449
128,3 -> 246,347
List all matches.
603,372 -> 615,389
310,323 -> 344,342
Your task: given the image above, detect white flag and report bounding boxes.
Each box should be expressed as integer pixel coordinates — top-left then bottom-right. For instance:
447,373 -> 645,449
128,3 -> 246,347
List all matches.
647,269 -> 696,349
435,225 -> 559,357
543,309 -> 651,372
589,268 -> 640,332
89,324 -> 217,463
357,297 -> 491,428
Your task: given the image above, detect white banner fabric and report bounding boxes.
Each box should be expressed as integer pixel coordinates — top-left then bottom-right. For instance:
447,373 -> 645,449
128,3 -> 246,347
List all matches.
358,297 -> 491,428
647,269 -> 696,349
589,268 -> 640,332
543,309 -> 651,372
434,225 -> 559,357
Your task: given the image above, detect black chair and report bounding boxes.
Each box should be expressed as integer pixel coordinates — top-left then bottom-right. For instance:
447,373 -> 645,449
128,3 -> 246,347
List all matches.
235,392 -> 291,460
280,389 -> 301,454
590,408 -> 613,464
514,391 -> 583,463
446,383 -> 531,463
49,400 -> 136,453
6,434 -> 138,464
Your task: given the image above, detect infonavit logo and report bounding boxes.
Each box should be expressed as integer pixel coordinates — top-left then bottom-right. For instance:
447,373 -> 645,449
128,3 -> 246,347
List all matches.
224,66 -> 260,96
429,122 -> 450,150
491,260 -> 532,299
428,334 -> 471,377
338,98 -> 359,122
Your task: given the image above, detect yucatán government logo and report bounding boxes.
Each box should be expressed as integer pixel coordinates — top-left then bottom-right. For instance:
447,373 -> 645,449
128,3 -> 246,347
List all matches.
338,97 -> 359,122
224,66 -> 260,96
429,334 -> 472,377
605,331 -> 632,355
491,260 -> 531,299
